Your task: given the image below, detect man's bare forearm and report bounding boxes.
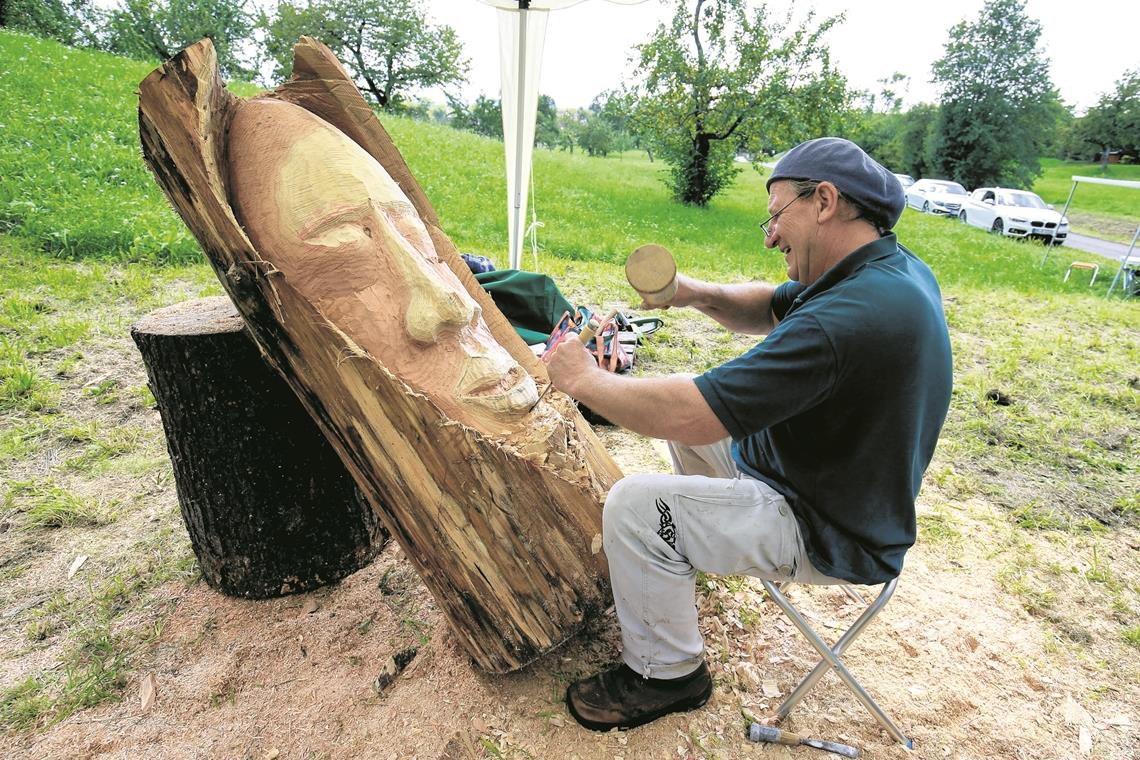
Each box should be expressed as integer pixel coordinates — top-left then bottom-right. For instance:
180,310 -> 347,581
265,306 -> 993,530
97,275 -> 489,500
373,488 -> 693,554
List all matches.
675,276 -> 778,335
561,370 -> 728,446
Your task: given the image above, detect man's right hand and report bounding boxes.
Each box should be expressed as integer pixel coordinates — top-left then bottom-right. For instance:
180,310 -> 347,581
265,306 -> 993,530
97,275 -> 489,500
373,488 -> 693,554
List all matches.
647,275 -> 780,336
639,273 -> 702,311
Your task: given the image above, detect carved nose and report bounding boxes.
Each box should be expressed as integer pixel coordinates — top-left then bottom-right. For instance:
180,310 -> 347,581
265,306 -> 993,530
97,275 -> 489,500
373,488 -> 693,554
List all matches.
405,278 -> 476,343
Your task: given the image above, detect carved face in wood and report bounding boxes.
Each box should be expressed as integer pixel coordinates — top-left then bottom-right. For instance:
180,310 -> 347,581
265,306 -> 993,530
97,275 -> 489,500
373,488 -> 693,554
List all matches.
226,99 -> 539,433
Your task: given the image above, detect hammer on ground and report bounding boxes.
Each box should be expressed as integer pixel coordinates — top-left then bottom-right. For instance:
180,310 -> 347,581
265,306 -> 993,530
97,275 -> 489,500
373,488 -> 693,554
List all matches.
748,723 -> 861,758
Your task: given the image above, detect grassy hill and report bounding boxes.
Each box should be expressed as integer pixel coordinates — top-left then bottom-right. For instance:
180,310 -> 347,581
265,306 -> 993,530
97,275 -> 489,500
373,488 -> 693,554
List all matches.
2,29 -> 1134,290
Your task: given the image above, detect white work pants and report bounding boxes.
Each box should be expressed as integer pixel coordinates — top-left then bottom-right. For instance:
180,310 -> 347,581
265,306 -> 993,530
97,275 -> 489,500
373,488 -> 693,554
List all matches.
604,438 -> 841,679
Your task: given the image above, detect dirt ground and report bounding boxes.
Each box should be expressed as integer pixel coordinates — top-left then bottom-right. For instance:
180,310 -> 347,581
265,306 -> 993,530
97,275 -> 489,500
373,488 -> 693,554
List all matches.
2,417 -> 1138,760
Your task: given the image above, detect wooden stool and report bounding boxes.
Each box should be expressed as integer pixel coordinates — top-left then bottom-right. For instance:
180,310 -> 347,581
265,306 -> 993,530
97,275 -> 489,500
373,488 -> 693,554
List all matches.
1064,261 -> 1099,285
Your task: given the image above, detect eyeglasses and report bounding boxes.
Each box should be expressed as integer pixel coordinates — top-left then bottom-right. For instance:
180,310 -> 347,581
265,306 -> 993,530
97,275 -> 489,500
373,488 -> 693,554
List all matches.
759,187 -> 815,238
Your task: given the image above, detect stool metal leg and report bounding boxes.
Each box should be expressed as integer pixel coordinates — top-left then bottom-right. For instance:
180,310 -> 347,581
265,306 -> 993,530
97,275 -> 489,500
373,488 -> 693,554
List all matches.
761,579 -> 913,749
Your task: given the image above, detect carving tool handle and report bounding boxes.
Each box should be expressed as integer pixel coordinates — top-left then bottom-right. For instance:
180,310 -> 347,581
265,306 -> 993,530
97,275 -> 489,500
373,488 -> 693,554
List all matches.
748,724 -> 860,758
577,309 -> 619,345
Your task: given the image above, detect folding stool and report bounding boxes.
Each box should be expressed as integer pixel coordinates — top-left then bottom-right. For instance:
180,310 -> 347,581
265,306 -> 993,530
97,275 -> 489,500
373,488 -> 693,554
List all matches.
760,578 -> 914,749
1063,261 -> 1099,285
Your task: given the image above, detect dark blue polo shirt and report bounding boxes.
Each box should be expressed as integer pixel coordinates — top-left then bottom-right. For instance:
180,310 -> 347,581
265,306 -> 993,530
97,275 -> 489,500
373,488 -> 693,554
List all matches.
694,234 -> 952,584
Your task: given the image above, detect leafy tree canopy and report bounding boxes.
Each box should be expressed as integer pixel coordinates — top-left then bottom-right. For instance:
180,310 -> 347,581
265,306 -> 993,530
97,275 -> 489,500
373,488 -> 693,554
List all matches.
929,0 -> 1059,189
264,0 -> 467,109
1071,69 -> 1140,164
631,0 -> 850,206
0,0 -> 99,47
104,0 -> 256,80
535,94 -> 561,149
448,94 -> 503,139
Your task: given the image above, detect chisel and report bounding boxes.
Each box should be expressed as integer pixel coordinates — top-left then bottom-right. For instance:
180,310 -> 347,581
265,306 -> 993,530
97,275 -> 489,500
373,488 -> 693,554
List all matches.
748,723 -> 861,758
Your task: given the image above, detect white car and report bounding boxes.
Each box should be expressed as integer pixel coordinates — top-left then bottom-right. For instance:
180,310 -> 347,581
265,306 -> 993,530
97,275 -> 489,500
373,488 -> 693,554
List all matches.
905,179 -> 969,216
894,173 -> 916,189
959,188 -> 1069,245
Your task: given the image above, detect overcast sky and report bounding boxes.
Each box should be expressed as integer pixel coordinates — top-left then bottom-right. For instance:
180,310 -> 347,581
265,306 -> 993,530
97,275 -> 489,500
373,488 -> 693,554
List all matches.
421,0 -> 1139,113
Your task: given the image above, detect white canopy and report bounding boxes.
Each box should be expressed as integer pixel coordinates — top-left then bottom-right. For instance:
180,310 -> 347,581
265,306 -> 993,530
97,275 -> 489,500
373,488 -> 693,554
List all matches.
477,0 -> 647,270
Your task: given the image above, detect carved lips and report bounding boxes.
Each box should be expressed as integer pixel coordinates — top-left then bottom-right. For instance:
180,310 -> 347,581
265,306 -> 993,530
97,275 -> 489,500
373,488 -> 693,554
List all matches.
456,352 -> 538,416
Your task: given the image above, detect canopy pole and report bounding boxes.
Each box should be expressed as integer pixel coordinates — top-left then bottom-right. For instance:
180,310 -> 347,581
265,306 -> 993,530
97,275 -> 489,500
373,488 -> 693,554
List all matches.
1106,225 -> 1140,298
510,6 -> 529,270
1043,178 -> 1079,267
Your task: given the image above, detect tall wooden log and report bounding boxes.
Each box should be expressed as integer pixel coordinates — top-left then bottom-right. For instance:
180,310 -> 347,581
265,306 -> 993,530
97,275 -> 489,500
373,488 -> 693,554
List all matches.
131,296 -> 387,598
137,37 -> 623,672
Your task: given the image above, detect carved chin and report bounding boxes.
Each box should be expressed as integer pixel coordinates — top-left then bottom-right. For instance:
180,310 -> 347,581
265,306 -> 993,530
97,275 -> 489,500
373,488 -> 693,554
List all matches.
460,374 -> 539,417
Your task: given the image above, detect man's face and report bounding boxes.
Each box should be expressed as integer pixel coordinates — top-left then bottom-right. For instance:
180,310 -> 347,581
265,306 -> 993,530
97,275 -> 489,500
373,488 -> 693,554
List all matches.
227,100 -> 538,434
764,181 -> 814,283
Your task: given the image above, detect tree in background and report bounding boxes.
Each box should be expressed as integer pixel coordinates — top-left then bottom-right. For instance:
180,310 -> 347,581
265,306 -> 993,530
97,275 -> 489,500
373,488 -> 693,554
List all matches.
845,74 -> 909,171
556,108 -> 587,153
897,104 -> 940,179
1066,69 -> 1139,167
577,112 -> 615,157
929,0 -> 1059,189
447,94 -> 503,139
631,0 -> 849,206
535,94 -> 561,149
0,0 -> 99,46
103,0 -> 256,79
846,102 -> 940,181
264,0 -> 466,109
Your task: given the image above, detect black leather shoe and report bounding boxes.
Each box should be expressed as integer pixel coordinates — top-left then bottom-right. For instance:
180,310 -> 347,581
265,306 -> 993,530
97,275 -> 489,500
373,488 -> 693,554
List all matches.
566,662 -> 713,731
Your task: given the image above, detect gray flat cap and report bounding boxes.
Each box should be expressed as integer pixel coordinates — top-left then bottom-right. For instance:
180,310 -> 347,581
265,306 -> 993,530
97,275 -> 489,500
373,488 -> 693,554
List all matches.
767,137 -> 905,231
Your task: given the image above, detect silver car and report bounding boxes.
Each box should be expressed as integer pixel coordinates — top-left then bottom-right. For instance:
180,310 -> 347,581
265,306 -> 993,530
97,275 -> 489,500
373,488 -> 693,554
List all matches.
905,179 -> 969,216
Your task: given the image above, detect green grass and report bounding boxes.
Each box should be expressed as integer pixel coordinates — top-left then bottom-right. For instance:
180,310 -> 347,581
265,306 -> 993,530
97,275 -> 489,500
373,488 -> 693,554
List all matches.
1035,158 -> 1140,219
1,524 -> 195,732
2,480 -> 113,529
0,30 -> 260,264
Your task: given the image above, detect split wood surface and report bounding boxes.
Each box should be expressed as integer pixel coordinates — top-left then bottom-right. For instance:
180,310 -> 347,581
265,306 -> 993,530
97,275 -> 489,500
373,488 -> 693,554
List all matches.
137,37 -> 622,672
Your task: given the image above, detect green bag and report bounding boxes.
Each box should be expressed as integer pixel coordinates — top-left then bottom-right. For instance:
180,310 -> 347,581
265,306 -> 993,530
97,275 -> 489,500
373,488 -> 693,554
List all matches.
474,269 -> 575,345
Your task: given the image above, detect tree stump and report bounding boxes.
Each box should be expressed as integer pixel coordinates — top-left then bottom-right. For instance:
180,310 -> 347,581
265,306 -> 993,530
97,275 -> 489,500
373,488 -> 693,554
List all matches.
131,296 -> 388,599
137,37 -> 623,672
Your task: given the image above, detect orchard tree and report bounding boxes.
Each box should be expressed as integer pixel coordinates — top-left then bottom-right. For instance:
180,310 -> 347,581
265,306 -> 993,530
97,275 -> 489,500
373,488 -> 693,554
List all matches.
536,94 -> 561,149
929,0 -> 1059,189
104,0 -> 256,79
556,109 -> 587,153
578,112 -> 615,157
632,0 -> 850,206
1077,69 -> 1140,167
449,94 -> 503,139
264,0 -> 467,109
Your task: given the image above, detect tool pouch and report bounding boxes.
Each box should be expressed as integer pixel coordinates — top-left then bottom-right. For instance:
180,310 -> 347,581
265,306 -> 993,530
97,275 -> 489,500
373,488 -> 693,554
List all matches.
543,308 -> 632,374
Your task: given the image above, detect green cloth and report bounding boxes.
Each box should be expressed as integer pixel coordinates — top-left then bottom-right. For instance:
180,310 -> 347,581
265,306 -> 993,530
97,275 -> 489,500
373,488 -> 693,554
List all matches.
475,269 -> 575,345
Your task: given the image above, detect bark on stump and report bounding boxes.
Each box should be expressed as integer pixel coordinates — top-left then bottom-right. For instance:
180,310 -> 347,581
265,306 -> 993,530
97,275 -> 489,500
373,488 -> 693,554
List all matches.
131,296 -> 388,599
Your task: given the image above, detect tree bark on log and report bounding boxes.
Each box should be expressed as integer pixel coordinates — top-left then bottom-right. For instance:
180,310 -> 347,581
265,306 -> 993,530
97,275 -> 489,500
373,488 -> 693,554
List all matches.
131,296 -> 388,598
137,37 -> 623,672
